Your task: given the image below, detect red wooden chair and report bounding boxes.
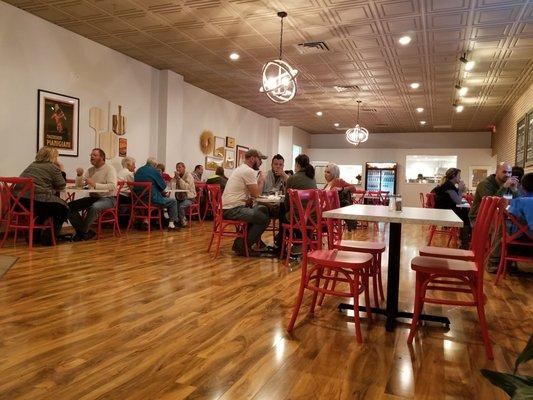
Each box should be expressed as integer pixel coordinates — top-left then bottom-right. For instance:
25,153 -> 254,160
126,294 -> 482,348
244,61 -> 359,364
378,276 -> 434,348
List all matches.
95,181 -> 124,239
495,208 -> 533,285
126,181 -> 163,233
280,189 -> 322,266
351,189 -> 366,205
186,182 -> 204,227
425,192 -> 459,247
206,184 -> 249,259
0,177 -> 56,250
286,189 -> 374,343
407,196 -> 502,360
463,193 -> 474,205
318,189 -> 386,308
0,181 -> 9,231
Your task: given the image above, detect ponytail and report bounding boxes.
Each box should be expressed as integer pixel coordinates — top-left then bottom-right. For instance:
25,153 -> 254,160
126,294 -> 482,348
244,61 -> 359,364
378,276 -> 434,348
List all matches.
295,154 -> 315,180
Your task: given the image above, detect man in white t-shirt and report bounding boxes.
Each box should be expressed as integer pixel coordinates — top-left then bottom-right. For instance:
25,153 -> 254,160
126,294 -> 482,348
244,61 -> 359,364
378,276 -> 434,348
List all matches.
222,149 -> 270,256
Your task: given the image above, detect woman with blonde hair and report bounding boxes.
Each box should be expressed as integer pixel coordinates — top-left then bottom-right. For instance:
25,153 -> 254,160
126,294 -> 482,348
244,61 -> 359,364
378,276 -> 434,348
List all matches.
19,146 -> 68,245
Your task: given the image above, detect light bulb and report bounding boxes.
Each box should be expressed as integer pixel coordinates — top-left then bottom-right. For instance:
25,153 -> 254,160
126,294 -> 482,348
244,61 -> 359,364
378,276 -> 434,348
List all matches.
410,82 -> 420,89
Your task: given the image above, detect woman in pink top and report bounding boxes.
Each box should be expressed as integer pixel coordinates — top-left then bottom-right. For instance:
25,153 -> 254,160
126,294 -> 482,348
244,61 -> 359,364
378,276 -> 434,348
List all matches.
324,163 -> 355,191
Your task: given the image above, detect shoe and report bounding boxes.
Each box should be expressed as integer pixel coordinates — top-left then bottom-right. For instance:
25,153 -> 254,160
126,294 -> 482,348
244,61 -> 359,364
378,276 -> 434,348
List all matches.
72,232 -> 85,242
84,230 -> 96,241
486,261 -> 499,274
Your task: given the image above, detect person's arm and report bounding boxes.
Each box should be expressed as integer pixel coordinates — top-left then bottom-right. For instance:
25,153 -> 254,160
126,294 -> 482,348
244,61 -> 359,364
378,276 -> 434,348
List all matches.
152,170 -> 167,192
445,189 -> 462,205
244,169 -> 262,198
51,164 -> 66,191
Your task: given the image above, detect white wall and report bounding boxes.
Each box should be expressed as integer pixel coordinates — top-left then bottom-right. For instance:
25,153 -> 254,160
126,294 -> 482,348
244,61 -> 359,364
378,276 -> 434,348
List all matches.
0,1 -> 158,176
0,1 -> 279,179
277,126 -> 311,170
307,148 -> 497,207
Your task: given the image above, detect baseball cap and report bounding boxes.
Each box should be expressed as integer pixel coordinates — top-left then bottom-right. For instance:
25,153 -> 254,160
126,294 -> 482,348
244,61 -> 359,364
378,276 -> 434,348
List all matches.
245,149 -> 268,159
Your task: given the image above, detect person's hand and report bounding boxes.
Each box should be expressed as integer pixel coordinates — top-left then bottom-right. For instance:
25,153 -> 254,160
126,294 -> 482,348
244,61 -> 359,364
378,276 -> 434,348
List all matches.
245,198 -> 254,207
163,191 -> 170,198
503,177 -> 519,190
457,180 -> 466,192
85,177 -> 96,188
76,167 -> 84,176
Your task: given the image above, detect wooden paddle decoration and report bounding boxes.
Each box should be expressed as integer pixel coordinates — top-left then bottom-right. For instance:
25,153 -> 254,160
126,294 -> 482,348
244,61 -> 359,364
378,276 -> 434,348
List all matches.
99,102 -> 116,158
112,105 -> 126,135
89,107 -> 103,147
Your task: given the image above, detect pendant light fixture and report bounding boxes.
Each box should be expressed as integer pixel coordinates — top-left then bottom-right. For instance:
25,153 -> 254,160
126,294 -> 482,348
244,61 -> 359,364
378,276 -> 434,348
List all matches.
259,11 -> 299,104
346,100 -> 369,146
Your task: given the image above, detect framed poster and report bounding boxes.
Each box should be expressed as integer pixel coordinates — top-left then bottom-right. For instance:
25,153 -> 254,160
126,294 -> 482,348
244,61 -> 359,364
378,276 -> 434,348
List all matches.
37,89 -> 79,157
118,138 -> 127,157
226,136 -> 236,148
214,136 -> 225,158
224,149 -> 235,169
468,165 -> 494,190
236,145 -> 248,166
515,116 -> 526,168
526,110 -> 533,167
205,156 -> 223,171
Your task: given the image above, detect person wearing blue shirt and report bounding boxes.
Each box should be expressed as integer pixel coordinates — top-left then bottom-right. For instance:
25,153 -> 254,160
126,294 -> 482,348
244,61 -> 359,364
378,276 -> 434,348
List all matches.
508,172 -> 533,236
134,157 -> 180,230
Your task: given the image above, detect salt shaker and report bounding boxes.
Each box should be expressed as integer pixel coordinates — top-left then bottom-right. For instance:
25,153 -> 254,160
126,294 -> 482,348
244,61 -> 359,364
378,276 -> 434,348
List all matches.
395,194 -> 402,211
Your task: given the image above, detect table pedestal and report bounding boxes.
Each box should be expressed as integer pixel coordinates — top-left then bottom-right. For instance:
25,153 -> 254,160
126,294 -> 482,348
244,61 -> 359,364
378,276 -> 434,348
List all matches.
339,221 -> 450,330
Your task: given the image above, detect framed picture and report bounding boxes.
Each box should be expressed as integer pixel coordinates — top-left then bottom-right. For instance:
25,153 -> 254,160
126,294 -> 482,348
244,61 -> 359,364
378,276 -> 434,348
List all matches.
516,116 -> 526,168
118,138 -> 127,157
224,149 -> 235,169
468,165 -> 495,190
236,145 -> 248,166
214,136 -> 225,158
37,89 -> 79,157
525,110 -> 533,167
205,155 -> 223,171
226,136 -> 236,148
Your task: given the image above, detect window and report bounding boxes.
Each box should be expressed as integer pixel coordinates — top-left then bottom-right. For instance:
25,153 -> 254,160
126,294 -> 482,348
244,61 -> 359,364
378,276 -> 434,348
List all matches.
405,155 -> 457,184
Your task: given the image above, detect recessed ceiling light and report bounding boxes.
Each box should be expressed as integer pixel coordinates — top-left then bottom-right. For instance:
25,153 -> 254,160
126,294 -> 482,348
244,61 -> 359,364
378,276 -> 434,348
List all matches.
316,111 -> 323,116
456,105 -> 464,113
229,52 -> 240,60
334,122 -> 339,127
420,121 -> 426,125
465,61 -> 475,71
416,107 -> 424,113
458,87 -> 468,96
410,82 -> 420,89
399,36 -> 411,45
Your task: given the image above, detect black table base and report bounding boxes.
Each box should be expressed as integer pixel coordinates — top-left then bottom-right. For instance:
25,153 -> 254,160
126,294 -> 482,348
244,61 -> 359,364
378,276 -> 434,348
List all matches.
337,303 -> 450,329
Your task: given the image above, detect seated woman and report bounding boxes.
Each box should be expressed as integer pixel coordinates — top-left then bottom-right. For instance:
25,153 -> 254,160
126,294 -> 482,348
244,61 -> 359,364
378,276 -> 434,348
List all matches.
19,146 -> 68,245
324,163 -> 356,229
431,167 -> 471,249
206,166 -> 228,192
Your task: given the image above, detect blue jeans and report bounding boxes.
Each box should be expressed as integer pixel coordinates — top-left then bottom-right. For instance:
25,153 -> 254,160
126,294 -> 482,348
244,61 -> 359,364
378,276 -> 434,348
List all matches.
177,198 -> 194,219
68,196 -> 115,234
223,205 -> 270,248
154,197 -> 179,223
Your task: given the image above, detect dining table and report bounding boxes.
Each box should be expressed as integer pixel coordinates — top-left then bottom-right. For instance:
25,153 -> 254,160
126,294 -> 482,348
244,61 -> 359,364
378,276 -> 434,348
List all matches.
322,204 -> 463,331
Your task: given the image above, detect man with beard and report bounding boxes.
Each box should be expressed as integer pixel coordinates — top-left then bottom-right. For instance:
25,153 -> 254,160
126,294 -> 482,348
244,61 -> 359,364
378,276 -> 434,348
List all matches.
222,149 -> 270,256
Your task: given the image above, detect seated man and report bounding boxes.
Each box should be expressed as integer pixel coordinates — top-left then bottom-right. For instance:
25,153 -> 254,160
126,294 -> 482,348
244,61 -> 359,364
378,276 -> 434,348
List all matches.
191,164 -> 204,182
174,162 -> 197,227
134,157 -> 180,231
263,154 -> 288,195
68,148 -> 117,241
222,149 -> 270,256
508,172 -> 533,236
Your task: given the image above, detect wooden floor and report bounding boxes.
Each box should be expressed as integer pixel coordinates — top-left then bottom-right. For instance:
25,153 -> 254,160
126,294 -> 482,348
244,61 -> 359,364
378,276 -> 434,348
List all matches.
0,221 -> 531,400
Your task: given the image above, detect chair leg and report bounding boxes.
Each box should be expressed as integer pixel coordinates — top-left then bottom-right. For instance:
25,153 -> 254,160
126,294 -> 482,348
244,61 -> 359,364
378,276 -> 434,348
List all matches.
158,210 -> 163,231
407,273 -> 425,345
494,247 -> 507,286
243,226 -> 249,258
287,268 -> 308,333
377,253 -> 385,301
310,268 -> 323,314
28,221 -> 34,250
207,225 -> 216,252
351,273 -> 363,343
476,301 -> 494,360
213,229 -> 223,259
362,268 -> 372,321
115,214 -> 121,237
0,222 -> 10,248
97,216 -> 103,240
372,260 -> 379,308
427,226 -> 435,246
318,268 -> 332,306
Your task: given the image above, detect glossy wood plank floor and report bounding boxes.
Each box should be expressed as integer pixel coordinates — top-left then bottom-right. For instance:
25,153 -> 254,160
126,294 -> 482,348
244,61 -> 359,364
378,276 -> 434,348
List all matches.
0,222 -> 531,400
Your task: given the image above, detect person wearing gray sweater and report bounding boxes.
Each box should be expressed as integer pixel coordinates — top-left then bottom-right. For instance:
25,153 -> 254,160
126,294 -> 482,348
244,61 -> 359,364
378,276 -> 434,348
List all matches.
68,148 -> 117,240
19,147 -> 68,245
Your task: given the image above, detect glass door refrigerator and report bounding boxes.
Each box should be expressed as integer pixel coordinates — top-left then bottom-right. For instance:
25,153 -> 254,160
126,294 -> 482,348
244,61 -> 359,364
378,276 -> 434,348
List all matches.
365,162 -> 397,194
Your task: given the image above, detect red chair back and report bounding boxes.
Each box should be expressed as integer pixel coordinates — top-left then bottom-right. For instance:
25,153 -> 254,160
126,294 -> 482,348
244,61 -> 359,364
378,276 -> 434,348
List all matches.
470,197 -> 503,281
0,177 -> 35,221
318,189 -> 343,248
1,180 -> 10,223
194,181 -> 206,204
127,181 -> 153,215
206,184 -> 222,223
425,192 -> 436,208
351,189 -> 366,204
287,189 -> 322,254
